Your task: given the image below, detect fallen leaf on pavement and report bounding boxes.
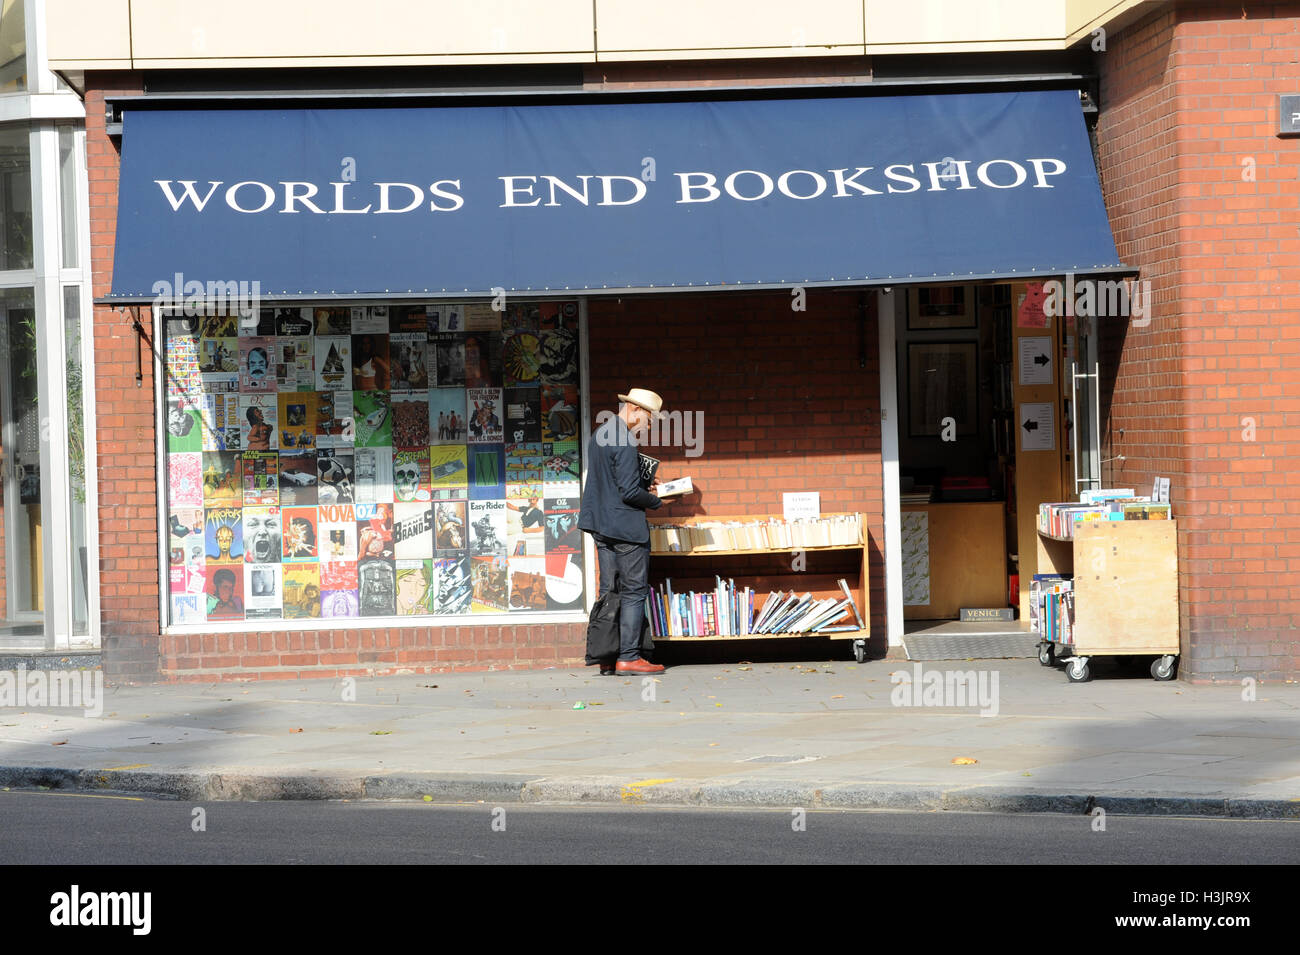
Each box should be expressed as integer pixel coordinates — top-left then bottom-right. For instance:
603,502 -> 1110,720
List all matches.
51,740 -> 68,746
289,728 -> 304,734
952,757 -> 978,765
370,730 -> 392,735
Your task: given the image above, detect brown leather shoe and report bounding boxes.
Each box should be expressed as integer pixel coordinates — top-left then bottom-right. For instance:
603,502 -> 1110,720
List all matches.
615,657 -> 666,674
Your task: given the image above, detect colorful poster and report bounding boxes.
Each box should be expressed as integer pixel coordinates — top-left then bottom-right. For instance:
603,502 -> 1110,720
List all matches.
466,387 -> 504,444
538,326 -> 578,384
393,502 -> 434,560
350,305 -> 389,334
171,593 -> 206,625
201,393 -> 242,451
316,449 -> 355,505
202,451 -> 242,504
502,330 -> 543,386
393,448 -> 431,503
167,452 -> 203,507
463,332 -> 501,388
166,395 -> 203,453
168,508 -> 206,585
427,303 -> 463,334
270,306 -> 314,337
354,446 -> 394,504
283,564 -> 322,618
244,563 -> 282,619
505,442 -> 544,489
545,551 -> 584,611
352,333 -> 391,390
464,303 -> 501,332
395,559 -> 433,615
429,388 -> 467,444
275,337 -> 315,391
432,556 -> 472,614
240,393 -> 278,450
243,505 -> 282,564
358,558 -> 396,616
353,390 -> 392,447
321,588 -> 359,619
313,307 -> 352,335
503,388 -> 542,444
544,496 -> 582,554
241,450 -> 280,506
392,390 -> 431,449
505,496 -> 545,557
390,333 -> 430,390
356,502 -> 394,561
204,506 -> 244,564
469,499 -> 507,556
239,336 -> 276,392
199,336 -> 239,392
507,556 -> 548,611
282,506 -> 319,561
431,333 -> 465,387
389,304 -> 428,334
434,500 -> 467,555
541,385 -> 579,442
430,445 -> 469,498
469,445 -> 505,500
315,389 -> 354,448
165,325 -> 202,398
277,392 -> 318,451
542,440 -> 581,487
315,335 -> 352,390
205,565 -> 245,620
471,555 -> 509,612
199,314 -> 238,339
278,451 -> 318,506
318,503 -> 358,563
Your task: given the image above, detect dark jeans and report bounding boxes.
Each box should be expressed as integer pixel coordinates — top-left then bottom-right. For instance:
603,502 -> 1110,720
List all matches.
593,534 -> 650,662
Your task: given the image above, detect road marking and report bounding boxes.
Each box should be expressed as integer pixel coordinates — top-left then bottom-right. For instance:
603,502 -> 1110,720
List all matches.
620,778 -> 676,804
1,790 -> 144,801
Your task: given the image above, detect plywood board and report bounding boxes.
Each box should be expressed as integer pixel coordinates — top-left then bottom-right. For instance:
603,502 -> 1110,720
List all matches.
902,502 -> 1006,619
1072,521 -> 1179,654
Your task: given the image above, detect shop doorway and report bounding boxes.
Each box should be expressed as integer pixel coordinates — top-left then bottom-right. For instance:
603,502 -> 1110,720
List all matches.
893,282 -> 1083,655
0,289 -> 46,645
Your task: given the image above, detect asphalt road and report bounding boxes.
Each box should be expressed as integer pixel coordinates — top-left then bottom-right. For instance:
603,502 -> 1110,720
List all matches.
3,788 -> 1297,865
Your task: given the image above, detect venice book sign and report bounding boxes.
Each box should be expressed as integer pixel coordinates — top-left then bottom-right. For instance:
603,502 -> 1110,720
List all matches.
110,89 -> 1124,300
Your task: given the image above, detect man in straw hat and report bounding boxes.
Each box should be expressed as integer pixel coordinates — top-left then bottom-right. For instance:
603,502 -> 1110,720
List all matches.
579,388 -> 687,674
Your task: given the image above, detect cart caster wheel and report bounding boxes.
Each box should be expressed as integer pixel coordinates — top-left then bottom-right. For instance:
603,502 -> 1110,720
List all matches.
1065,659 -> 1091,683
853,641 -> 866,664
1150,656 -> 1177,681
1038,643 -> 1056,666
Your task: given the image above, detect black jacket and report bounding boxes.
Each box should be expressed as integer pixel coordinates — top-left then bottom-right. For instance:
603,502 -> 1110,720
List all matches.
578,414 -> 662,543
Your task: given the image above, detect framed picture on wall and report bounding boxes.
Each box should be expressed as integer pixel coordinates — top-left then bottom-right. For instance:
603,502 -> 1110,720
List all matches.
908,342 -> 978,437
909,285 -> 975,329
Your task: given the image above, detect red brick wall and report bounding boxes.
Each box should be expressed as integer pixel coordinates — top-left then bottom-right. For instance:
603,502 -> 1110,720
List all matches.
1097,5 -> 1300,681
587,291 -> 886,648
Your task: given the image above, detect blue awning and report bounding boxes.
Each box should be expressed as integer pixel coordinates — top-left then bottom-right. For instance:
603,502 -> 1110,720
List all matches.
108,89 -> 1126,301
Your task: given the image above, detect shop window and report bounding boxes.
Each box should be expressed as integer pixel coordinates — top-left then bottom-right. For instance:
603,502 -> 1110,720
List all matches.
161,301 -> 583,625
0,125 -> 33,270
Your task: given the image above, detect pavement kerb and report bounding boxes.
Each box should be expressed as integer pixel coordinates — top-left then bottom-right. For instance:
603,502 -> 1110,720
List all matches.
2,764 -> 1298,819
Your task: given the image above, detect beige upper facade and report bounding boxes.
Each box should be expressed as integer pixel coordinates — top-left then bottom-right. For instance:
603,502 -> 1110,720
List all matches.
47,0 -> 1156,70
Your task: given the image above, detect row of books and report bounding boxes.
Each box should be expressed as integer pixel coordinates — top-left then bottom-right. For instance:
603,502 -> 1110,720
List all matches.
649,514 -> 862,553
1030,574 -> 1075,645
1038,490 -> 1171,539
645,577 -> 865,637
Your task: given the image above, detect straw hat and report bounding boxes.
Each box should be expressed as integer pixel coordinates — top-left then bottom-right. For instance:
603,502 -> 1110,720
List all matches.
618,388 -> 664,417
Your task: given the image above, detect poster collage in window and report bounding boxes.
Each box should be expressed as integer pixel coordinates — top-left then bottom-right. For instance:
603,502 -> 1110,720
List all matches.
163,302 -> 583,624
